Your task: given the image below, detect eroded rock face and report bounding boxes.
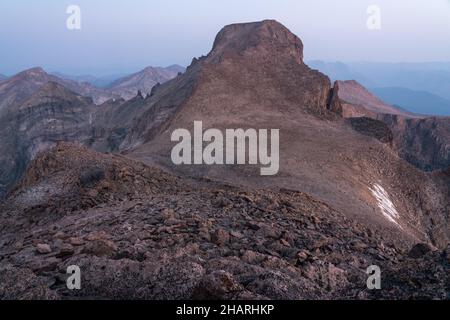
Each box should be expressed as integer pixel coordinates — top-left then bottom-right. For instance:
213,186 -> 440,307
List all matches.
380,114 -> 450,171
122,20 -> 332,148
0,67 -> 116,108
334,80 -> 450,171
333,80 -> 411,117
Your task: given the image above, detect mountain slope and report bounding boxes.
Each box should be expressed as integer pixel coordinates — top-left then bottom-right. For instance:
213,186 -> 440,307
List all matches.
335,80 -> 450,172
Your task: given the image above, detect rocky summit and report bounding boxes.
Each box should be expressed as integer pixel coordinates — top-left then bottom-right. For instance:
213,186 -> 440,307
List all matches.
0,20 -> 448,300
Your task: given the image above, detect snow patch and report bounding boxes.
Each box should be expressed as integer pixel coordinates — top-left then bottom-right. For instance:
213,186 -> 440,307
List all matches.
369,183 -> 402,229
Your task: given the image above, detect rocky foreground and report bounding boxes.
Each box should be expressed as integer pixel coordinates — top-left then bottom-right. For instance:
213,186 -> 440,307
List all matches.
0,144 -> 448,300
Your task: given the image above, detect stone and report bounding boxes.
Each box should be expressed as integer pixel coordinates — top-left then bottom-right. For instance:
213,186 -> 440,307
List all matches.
36,243 -> 52,254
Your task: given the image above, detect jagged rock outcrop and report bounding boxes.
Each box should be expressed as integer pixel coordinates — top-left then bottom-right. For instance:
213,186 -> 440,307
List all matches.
107,65 -> 185,100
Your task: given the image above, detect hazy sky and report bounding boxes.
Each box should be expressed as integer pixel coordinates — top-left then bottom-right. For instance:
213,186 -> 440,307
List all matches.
1,0 -> 450,76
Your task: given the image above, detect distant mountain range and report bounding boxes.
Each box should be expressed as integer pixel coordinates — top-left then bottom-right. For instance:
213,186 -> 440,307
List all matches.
335,80 -> 450,171
308,60 -> 450,116
106,65 -> 185,100
0,74 -> 7,81
370,87 -> 450,117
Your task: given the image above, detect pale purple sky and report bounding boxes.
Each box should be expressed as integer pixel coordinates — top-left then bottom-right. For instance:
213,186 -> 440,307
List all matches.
1,0 -> 449,76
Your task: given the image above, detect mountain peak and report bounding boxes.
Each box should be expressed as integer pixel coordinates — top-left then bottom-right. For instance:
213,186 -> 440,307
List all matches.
209,20 -> 304,64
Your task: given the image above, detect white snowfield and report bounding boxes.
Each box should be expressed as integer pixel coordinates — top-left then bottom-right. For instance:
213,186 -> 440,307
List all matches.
369,183 -> 402,229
